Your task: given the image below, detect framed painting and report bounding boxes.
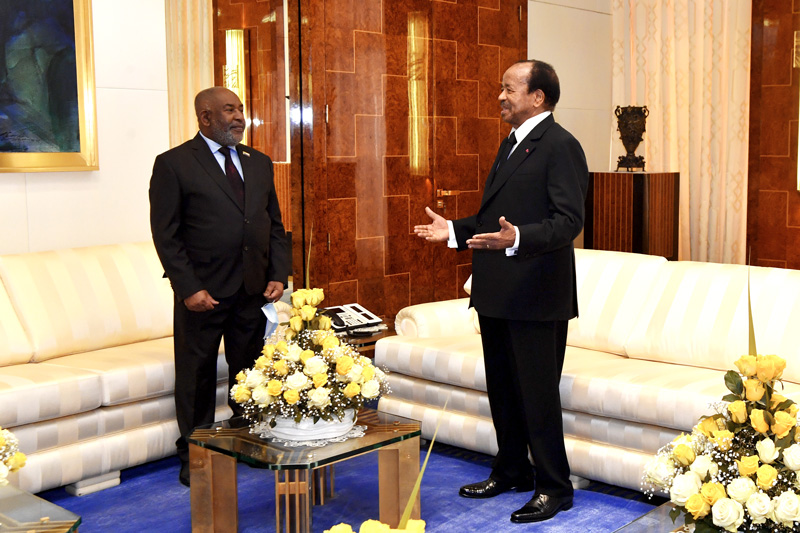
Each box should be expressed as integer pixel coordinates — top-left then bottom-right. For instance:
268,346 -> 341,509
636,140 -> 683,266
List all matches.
0,0 -> 98,172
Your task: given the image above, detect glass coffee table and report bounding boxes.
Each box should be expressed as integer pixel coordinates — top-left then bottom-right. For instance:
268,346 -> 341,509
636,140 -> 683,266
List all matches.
188,408 -> 421,533
613,502 -> 692,532
0,484 -> 81,532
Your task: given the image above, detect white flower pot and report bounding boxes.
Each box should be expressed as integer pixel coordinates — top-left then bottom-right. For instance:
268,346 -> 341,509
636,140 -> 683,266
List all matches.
267,409 -> 357,441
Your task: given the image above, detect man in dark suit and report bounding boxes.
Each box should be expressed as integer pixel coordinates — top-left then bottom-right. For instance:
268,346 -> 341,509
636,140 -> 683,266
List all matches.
414,60 -> 588,523
149,87 -> 290,486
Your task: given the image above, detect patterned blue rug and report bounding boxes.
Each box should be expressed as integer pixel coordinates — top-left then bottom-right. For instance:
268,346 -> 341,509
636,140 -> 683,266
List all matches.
39,443 -> 662,532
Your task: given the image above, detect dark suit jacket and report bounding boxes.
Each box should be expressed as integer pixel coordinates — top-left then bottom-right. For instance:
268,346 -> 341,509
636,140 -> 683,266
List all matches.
149,134 -> 290,301
452,114 -> 589,322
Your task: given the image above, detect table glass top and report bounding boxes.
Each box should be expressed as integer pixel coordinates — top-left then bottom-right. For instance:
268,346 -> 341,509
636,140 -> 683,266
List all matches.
188,408 -> 420,470
613,502 -> 692,532
0,484 -> 81,532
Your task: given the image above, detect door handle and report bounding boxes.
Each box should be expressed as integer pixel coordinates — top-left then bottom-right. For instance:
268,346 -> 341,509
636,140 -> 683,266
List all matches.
436,189 -> 461,198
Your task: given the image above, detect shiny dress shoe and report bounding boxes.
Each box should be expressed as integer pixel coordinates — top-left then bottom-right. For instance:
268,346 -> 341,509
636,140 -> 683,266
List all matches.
179,462 -> 190,487
459,476 -> 534,499
510,493 -> 573,523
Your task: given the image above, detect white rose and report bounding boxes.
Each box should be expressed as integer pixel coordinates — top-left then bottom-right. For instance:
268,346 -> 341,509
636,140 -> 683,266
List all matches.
726,476 -> 757,505
303,356 -> 328,377
746,492 -> 773,524
374,367 -> 386,381
689,454 -> 719,479
644,455 -> 677,489
307,387 -> 331,409
285,371 -> 310,390
757,438 -> 779,464
245,370 -> 267,389
774,491 -> 800,527
711,498 -> 744,532
345,364 -> 363,383
361,380 -> 380,399
251,385 -> 272,406
286,344 -> 303,362
669,471 -> 702,506
784,444 -> 800,471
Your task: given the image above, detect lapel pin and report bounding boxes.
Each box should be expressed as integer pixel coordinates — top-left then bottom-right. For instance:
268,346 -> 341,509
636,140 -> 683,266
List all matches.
525,148 -> 530,153
242,151 -> 250,157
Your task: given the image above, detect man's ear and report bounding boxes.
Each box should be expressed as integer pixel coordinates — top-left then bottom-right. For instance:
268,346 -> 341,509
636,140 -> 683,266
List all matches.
197,109 -> 211,127
533,89 -> 545,107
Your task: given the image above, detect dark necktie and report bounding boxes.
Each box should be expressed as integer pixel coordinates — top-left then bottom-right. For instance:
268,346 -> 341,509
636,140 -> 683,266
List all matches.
218,146 -> 244,205
489,132 -> 517,187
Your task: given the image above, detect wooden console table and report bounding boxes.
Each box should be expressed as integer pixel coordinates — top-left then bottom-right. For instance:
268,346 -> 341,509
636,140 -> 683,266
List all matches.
584,171 -> 679,260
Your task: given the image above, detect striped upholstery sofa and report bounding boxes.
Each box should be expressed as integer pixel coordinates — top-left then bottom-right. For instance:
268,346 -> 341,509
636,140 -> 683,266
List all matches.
0,242 -> 289,494
375,248 -> 800,491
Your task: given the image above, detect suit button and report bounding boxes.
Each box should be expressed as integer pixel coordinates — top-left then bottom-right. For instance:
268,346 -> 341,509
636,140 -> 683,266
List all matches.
244,246 -> 249,251
244,218 -> 250,224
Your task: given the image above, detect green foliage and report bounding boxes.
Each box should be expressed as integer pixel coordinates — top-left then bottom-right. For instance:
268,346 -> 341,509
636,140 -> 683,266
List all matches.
724,370 -> 743,395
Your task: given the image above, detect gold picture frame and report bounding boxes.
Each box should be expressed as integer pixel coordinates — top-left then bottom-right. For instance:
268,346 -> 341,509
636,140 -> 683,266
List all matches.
0,0 -> 98,172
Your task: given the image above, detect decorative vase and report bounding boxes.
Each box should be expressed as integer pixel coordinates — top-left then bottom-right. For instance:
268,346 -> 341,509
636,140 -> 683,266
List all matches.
261,409 -> 357,441
615,105 -> 648,171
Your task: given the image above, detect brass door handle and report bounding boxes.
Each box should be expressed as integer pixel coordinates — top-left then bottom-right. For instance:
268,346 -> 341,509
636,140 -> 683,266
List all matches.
436,189 -> 461,198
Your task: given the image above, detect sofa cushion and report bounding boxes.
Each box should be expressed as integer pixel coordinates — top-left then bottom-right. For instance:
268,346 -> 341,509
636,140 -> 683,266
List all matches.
0,242 -> 174,362
568,249 -> 666,355
0,363 -> 102,427
384,373 -> 492,419
0,278 -> 33,367
393,298 -> 478,338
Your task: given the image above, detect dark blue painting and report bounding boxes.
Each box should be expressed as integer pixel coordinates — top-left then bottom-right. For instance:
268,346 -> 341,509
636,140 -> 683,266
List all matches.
0,0 -> 79,153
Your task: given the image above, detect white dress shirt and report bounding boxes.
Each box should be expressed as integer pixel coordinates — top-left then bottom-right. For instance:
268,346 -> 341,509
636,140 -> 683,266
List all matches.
199,131 -> 244,180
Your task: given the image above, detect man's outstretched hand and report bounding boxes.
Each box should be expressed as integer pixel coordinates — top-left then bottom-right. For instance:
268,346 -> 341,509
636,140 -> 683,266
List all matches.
413,207 -> 450,243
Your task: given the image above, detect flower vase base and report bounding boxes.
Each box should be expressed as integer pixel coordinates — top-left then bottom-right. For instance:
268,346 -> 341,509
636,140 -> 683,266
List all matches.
251,409 -> 362,447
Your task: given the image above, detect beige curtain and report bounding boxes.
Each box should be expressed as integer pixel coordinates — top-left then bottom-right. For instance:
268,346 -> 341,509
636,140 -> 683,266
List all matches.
611,1 -> 751,263
164,0 -> 215,148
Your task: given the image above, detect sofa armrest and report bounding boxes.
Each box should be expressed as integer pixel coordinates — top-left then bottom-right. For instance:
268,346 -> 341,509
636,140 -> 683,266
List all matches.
393,298 -> 478,338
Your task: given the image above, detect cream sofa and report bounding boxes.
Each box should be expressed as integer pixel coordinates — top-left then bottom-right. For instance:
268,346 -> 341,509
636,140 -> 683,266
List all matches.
375,248 -> 800,492
0,242 -> 289,494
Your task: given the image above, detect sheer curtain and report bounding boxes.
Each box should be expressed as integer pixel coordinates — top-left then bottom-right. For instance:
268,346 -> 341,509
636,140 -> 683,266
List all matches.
611,1 -> 751,263
164,0 -> 214,148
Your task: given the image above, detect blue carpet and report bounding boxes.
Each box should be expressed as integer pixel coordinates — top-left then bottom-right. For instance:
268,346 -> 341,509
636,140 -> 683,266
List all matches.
39,444 -> 660,532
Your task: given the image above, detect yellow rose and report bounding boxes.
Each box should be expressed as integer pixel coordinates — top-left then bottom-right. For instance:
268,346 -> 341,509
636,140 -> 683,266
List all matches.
298,350 -> 314,364
255,356 -> 270,370
772,393 -> 788,410
744,379 -> 765,402
700,482 -> 726,505
262,344 -> 276,357
685,493 -> 711,520
712,430 -> 734,451
359,520 -> 390,533
751,409 -> 769,433
788,404 -> 799,418
772,410 -> 797,439
235,371 -> 246,383
267,379 -> 283,396
313,373 -> 328,388
289,316 -> 304,333
728,400 -> 748,424
757,354 -> 786,382
734,355 -> 758,377
362,365 -> 375,382
337,355 -> 354,375
318,315 -> 332,331
757,464 -> 778,490
284,389 -> 300,404
291,290 -> 307,309
8,452 -> 26,472
324,525 -> 355,533
697,417 -> 722,437
276,341 -> 289,354
343,382 -> 361,398
308,288 -> 325,306
233,385 -> 251,403
0,434 -> 5,448
300,305 -> 317,321
322,336 -> 340,351
285,329 -> 297,341
273,359 -> 289,376
737,455 -> 759,476
673,444 -> 696,466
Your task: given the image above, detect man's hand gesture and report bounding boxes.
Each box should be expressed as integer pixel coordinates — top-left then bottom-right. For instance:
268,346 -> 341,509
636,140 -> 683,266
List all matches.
413,207 -> 450,243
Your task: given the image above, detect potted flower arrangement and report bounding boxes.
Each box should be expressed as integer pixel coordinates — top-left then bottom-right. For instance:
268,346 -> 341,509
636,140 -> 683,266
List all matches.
230,288 -> 389,440
325,519 -> 426,533
0,426 -> 26,486
643,354 -> 800,532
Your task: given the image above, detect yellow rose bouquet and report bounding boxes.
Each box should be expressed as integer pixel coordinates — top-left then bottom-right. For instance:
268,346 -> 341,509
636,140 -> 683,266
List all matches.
0,427 -> 26,486
324,519 -> 426,533
230,288 -> 389,429
642,354 -> 800,532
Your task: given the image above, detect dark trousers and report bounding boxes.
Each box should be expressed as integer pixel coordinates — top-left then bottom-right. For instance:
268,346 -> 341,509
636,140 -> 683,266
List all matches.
172,285 -> 266,462
478,315 -> 572,499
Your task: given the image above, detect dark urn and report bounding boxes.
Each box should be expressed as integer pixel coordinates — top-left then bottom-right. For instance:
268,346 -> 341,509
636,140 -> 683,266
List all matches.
615,105 -> 648,171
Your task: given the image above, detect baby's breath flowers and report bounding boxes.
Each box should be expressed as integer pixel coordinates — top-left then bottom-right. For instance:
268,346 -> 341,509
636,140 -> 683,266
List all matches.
231,289 -> 389,427
0,427 -> 26,486
642,355 -> 800,532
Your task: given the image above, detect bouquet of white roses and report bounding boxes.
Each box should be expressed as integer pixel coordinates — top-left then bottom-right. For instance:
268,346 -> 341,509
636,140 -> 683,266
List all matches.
0,427 -> 26,486
231,288 -> 389,426
643,354 -> 800,532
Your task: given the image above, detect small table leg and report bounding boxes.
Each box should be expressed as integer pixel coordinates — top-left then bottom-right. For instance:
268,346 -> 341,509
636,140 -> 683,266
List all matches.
378,436 -> 421,527
312,465 -> 334,505
189,443 -> 238,533
275,470 -> 311,533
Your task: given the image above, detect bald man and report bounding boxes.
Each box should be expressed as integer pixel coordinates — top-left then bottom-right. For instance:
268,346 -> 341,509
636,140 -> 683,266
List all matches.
150,87 -> 290,486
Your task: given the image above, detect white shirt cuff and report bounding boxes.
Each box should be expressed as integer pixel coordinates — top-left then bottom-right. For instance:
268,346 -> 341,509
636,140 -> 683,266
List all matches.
446,220 -> 457,248
505,226 -> 520,256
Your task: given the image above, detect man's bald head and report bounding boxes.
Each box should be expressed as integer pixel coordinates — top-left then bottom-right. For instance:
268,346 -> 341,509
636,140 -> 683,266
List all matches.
195,87 -> 245,146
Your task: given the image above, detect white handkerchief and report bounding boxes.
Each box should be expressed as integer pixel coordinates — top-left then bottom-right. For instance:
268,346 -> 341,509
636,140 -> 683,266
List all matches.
262,303 -> 278,339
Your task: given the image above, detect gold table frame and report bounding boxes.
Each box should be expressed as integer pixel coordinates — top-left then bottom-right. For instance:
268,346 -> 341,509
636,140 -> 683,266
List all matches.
188,409 -> 421,533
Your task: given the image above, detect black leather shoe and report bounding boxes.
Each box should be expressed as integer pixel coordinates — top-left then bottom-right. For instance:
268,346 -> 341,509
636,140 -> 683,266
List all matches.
179,461 -> 190,487
510,493 -> 573,523
459,476 -> 534,499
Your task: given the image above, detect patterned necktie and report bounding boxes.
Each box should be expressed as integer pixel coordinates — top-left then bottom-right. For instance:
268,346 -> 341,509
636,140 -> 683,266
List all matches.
218,146 -> 244,205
